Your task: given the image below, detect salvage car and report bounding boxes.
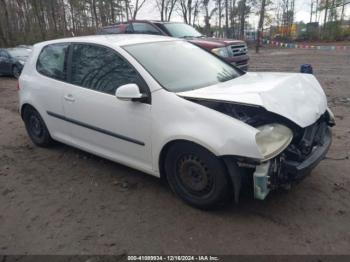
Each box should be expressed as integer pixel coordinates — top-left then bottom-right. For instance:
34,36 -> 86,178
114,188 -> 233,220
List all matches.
18,35 -> 334,209
0,47 -> 32,78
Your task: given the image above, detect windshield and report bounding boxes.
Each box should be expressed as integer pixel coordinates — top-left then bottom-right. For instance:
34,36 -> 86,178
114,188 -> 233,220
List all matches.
124,41 -> 241,92
162,23 -> 202,38
7,48 -> 32,59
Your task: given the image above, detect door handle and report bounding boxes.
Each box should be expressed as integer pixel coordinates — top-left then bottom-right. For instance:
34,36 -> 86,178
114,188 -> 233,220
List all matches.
64,94 -> 75,102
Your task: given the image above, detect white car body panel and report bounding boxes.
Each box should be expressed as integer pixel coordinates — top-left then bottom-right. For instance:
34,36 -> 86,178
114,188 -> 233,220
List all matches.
18,35 -> 330,178
178,72 -> 328,128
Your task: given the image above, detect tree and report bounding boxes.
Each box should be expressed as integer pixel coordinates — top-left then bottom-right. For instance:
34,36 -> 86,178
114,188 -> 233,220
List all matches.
156,0 -> 178,21
203,0 -> 218,36
131,0 -> 147,19
225,0 -> 229,37
256,0 -> 267,53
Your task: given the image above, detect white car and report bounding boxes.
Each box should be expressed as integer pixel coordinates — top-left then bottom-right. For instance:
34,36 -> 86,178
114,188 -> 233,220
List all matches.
18,35 -> 334,209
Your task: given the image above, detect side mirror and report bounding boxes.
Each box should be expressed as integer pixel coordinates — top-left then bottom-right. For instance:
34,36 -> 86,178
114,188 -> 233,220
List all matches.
115,84 -> 148,102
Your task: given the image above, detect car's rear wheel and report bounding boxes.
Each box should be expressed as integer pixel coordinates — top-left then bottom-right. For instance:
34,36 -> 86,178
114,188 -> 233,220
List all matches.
23,107 -> 54,147
164,142 -> 231,209
12,66 -> 21,79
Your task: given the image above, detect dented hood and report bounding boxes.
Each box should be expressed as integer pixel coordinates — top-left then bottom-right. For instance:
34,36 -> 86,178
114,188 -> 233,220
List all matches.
178,72 -> 328,128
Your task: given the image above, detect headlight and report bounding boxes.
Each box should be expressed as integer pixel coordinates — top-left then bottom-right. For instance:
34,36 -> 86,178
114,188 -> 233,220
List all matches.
211,47 -> 230,57
256,124 -> 293,161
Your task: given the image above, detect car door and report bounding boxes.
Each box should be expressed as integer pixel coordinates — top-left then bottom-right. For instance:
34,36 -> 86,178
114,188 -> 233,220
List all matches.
34,43 -> 72,140
62,43 -> 153,174
0,50 -> 12,74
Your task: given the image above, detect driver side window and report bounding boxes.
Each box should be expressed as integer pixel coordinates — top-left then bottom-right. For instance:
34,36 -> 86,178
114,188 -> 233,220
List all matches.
70,44 -> 145,95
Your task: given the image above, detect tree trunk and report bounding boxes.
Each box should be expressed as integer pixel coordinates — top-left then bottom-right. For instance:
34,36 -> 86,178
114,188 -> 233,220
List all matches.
310,0 -> 313,23
167,0 -> 176,21
218,0 -> 222,37
340,0 -> 345,22
69,0 -> 76,33
188,0 -> 192,25
92,0 -> 99,27
110,0 -> 115,23
256,0 -> 267,53
161,0 -> 165,21
230,0 -> 236,38
0,19 -> 8,46
323,0 -> 329,30
125,0 -> 129,21
225,0 -> 229,38
240,0 -> 246,39
0,0 -> 12,45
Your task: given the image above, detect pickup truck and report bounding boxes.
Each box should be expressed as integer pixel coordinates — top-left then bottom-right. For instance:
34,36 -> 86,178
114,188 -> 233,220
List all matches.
98,20 -> 249,71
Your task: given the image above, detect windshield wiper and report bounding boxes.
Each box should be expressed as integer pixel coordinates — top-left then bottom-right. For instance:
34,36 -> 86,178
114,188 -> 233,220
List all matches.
181,35 -> 205,39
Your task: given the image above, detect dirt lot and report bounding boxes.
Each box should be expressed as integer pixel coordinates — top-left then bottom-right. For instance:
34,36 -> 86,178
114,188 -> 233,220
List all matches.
0,48 -> 350,255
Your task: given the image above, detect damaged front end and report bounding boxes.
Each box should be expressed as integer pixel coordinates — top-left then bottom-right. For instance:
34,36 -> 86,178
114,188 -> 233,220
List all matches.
188,98 -> 334,201
250,114 -> 333,200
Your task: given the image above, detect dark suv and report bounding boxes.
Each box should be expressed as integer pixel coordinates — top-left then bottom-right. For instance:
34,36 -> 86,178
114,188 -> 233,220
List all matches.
98,20 -> 249,71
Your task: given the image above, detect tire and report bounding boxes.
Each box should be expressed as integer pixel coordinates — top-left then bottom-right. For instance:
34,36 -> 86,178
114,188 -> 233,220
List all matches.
23,107 -> 54,147
164,142 -> 231,209
12,66 -> 21,79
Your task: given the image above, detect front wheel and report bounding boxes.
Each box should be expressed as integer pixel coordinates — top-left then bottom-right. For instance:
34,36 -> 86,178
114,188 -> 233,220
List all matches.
23,107 -> 54,147
164,142 -> 231,209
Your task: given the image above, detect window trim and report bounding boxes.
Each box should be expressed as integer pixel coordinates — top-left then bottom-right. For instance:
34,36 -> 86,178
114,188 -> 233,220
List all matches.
36,43 -> 70,83
67,42 -> 151,104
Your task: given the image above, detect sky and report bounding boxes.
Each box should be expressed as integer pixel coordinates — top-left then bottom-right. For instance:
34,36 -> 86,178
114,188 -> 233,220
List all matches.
135,0 -> 349,28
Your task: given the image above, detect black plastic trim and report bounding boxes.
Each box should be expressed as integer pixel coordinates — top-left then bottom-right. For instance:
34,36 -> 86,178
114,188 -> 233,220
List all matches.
283,127 -> 332,178
46,111 -> 145,146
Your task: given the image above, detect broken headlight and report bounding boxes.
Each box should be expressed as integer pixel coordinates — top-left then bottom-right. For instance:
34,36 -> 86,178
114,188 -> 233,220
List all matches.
256,124 -> 293,161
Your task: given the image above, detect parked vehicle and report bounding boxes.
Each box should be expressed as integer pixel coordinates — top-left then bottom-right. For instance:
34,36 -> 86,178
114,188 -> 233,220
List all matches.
0,47 -> 32,78
98,21 -> 249,71
19,35 -> 334,209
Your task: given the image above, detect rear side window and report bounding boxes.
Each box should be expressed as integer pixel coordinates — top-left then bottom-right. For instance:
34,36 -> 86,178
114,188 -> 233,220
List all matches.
37,43 -> 69,81
70,44 -> 144,95
99,27 -> 120,34
131,23 -> 162,35
0,50 -> 10,58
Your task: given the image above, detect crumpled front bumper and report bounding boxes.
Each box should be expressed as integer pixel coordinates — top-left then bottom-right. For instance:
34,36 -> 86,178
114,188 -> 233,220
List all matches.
282,127 -> 332,180
252,126 -> 332,200
224,113 -> 334,202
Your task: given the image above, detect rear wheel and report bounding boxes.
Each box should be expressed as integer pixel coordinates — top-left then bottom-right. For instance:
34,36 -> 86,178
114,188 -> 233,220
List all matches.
23,107 -> 54,147
164,142 -> 231,209
12,66 -> 21,79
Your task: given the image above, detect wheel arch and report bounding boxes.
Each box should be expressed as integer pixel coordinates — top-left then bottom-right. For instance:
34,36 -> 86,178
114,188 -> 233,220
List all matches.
158,139 -> 242,202
158,139 -> 221,181
20,103 -> 37,120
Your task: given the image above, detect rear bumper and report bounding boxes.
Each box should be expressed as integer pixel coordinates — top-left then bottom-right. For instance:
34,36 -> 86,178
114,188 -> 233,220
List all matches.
282,127 -> 332,180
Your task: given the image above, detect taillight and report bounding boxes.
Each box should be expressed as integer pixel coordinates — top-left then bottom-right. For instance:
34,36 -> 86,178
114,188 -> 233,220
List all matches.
16,81 -> 20,91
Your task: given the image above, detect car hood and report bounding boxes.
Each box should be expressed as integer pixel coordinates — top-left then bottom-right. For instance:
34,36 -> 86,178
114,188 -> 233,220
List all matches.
189,37 -> 245,49
177,72 -> 328,128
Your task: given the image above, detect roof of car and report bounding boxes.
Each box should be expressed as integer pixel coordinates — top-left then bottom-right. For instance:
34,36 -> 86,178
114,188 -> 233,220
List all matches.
101,20 -> 184,28
35,34 -> 177,48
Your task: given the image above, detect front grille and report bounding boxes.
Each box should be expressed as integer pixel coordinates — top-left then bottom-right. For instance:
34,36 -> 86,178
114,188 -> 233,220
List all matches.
285,116 -> 328,162
229,44 -> 248,57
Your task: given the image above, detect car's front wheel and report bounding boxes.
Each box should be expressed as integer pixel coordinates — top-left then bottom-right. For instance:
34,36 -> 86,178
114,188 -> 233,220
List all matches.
23,106 -> 54,147
164,142 -> 231,209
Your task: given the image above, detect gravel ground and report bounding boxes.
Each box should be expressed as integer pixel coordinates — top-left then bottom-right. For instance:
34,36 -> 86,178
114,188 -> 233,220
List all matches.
0,48 -> 350,255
